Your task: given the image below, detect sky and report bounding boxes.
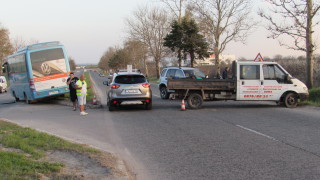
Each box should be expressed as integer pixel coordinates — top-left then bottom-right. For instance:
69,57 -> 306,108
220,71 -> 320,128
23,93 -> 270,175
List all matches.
0,0 -> 319,64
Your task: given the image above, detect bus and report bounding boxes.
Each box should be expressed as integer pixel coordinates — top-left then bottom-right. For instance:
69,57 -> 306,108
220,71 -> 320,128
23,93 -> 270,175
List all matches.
2,41 -> 70,103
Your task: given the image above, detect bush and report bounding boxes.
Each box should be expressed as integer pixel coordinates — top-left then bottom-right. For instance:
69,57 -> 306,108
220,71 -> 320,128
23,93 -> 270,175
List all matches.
309,88 -> 320,103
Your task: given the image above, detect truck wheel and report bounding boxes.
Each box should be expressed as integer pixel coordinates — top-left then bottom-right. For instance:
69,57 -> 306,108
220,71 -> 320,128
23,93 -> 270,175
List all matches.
187,93 -> 203,109
160,87 -> 169,99
284,93 -> 298,108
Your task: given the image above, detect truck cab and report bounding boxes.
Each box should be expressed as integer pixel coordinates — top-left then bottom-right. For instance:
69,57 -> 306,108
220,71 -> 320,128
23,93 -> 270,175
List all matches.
236,61 -> 308,107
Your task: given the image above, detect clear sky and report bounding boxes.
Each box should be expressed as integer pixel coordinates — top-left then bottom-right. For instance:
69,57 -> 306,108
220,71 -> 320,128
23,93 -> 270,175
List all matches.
0,0 -> 318,64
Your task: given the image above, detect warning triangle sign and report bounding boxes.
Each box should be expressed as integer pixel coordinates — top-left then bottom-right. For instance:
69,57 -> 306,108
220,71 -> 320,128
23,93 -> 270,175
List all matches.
254,53 -> 264,62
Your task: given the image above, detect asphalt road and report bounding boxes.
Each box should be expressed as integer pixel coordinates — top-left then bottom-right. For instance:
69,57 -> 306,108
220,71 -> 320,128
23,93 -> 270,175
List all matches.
1,70 -> 320,180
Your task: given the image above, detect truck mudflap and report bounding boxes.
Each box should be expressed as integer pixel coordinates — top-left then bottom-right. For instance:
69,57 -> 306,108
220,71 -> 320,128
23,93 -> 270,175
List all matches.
298,93 -> 309,102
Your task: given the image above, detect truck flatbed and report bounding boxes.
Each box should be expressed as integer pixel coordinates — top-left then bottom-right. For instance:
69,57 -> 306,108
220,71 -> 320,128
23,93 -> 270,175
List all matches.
167,78 -> 236,91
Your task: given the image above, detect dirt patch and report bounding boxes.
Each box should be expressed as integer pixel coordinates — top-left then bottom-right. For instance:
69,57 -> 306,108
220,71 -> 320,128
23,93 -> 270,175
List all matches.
42,150 -> 129,180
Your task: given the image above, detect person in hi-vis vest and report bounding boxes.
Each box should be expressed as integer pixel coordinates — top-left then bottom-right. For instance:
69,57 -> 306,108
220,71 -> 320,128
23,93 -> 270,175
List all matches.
75,74 -> 91,116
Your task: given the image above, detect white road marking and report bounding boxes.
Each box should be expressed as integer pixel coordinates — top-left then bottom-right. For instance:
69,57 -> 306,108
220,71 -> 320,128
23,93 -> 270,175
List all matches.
153,94 -> 160,98
236,125 -> 278,142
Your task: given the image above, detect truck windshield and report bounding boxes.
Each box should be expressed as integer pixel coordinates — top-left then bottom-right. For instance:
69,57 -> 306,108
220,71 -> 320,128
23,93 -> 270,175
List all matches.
183,69 -> 205,79
115,75 -> 147,84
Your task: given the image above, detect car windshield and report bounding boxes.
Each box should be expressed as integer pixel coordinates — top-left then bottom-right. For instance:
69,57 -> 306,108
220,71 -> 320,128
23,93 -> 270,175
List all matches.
183,69 -> 205,78
114,75 -> 146,84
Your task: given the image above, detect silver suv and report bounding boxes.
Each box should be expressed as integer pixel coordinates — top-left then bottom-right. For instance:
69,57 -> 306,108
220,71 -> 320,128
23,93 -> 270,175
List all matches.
159,67 -> 206,99
104,71 -> 152,111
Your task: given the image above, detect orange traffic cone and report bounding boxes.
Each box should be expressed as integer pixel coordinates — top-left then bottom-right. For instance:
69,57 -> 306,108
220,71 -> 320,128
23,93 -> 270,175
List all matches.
93,95 -> 97,105
181,99 -> 186,111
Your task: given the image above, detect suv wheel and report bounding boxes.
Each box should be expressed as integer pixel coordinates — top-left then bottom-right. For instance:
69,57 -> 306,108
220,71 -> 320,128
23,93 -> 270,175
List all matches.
160,86 -> 169,99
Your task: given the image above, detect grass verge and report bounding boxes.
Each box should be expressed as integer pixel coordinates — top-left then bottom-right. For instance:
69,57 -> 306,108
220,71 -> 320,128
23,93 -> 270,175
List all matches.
0,120 -> 123,179
84,72 -> 94,101
62,72 -> 94,102
304,88 -> 320,106
147,77 -> 159,83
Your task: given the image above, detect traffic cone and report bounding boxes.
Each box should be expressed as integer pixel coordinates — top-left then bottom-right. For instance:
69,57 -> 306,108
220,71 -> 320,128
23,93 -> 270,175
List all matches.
181,99 -> 186,111
93,95 -> 97,105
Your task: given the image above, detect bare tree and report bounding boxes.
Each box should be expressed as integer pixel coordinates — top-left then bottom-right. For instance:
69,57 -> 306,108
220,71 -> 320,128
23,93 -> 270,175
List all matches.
0,25 -> 13,75
160,0 -> 189,21
11,36 -> 27,52
98,47 -> 117,71
126,6 -> 170,78
124,40 -> 149,76
69,57 -> 77,71
11,36 -> 40,53
259,0 -> 320,88
191,0 -> 255,77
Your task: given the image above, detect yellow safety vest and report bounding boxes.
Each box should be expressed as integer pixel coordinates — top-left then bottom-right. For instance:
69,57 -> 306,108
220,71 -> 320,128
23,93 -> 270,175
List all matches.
76,80 -> 88,95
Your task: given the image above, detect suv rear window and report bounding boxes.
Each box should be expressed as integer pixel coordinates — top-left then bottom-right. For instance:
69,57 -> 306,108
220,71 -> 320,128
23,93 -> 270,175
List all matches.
114,75 -> 146,84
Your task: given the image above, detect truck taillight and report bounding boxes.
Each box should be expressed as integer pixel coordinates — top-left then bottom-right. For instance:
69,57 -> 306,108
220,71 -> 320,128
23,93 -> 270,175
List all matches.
111,84 -> 120,89
142,83 -> 150,88
29,79 -> 35,91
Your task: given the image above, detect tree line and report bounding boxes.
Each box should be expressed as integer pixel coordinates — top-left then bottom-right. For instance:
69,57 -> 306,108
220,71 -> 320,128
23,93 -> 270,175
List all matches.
98,0 -> 319,88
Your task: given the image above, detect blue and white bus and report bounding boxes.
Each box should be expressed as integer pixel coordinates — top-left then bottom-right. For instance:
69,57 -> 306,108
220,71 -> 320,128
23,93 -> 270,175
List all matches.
2,41 -> 70,103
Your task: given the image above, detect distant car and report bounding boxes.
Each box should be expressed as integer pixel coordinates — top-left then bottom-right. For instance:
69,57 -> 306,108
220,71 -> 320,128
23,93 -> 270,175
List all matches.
103,71 -> 152,111
0,76 -> 8,93
159,67 -> 206,99
99,73 -> 105,77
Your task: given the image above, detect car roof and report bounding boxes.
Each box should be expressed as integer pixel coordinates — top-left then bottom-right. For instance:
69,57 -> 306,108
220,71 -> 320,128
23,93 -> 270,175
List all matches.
164,67 -> 195,70
114,72 -> 145,76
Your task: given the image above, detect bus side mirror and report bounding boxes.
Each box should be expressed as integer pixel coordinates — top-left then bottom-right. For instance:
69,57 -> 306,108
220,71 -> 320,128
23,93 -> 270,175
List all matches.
2,63 -> 8,73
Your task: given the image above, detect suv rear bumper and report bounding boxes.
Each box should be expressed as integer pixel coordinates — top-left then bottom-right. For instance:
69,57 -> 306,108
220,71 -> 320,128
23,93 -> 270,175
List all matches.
109,98 -> 152,106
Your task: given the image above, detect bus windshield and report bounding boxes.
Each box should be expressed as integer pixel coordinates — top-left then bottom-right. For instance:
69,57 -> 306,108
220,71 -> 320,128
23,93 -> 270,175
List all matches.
30,48 -> 67,77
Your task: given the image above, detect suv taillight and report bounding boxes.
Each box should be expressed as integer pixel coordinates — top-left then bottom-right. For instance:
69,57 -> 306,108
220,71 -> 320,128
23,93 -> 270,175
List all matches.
111,84 -> 120,89
142,83 -> 150,88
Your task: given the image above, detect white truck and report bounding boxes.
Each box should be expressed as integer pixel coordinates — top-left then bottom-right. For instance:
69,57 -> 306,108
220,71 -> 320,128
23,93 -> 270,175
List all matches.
167,61 -> 309,108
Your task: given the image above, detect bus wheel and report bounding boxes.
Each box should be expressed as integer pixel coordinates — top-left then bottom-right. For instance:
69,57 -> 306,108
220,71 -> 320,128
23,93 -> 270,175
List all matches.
24,93 -> 31,104
284,93 -> 298,108
13,92 -> 19,101
187,93 -> 203,109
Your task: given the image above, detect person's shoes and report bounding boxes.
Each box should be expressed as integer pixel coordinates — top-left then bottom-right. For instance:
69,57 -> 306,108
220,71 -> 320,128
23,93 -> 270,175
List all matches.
73,108 -> 76,111
80,112 -> 88,116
